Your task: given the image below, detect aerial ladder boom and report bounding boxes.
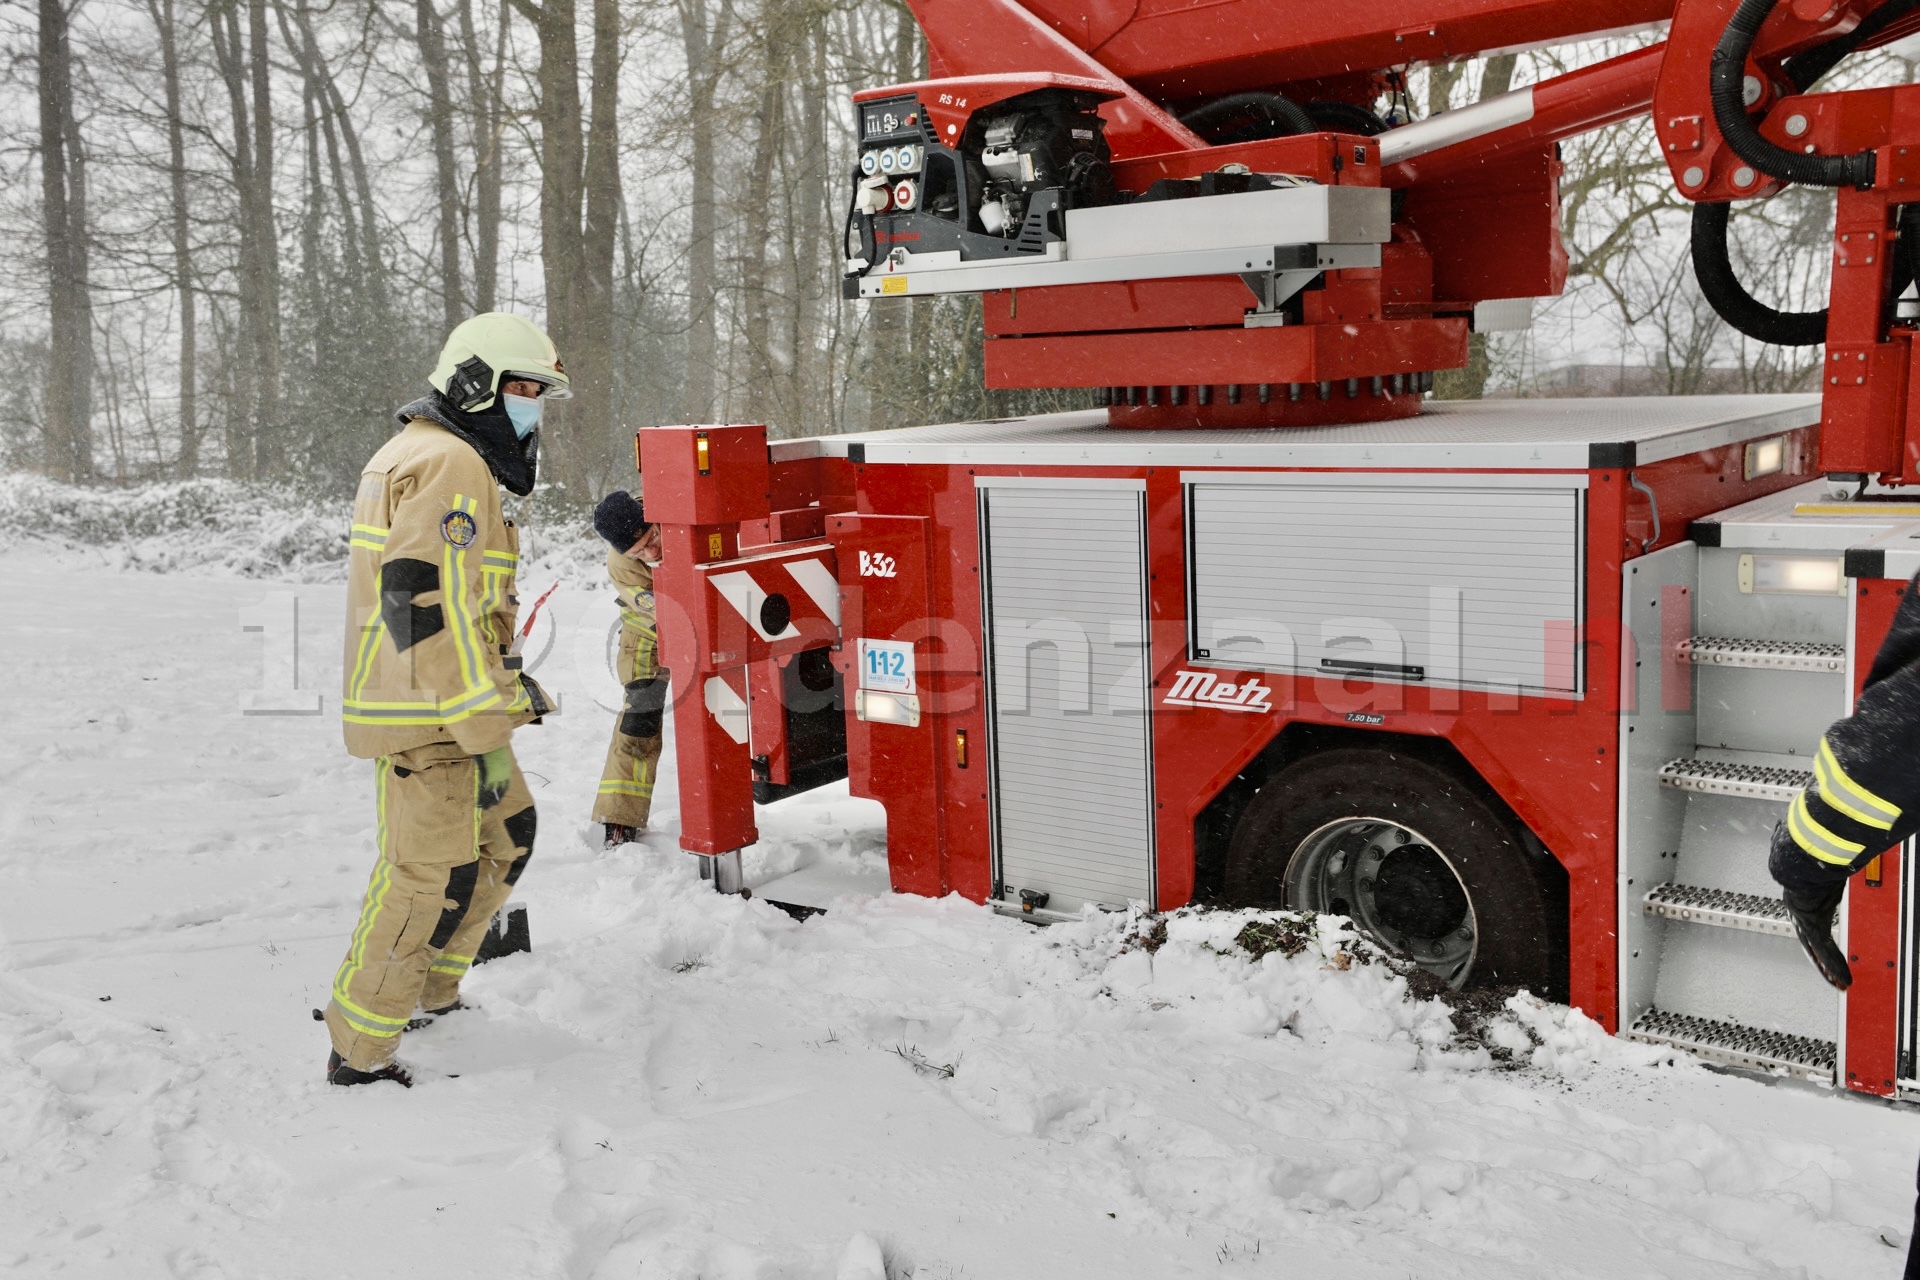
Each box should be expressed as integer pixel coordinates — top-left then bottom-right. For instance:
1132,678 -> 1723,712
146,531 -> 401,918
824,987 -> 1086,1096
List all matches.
830,0 -> 1920,476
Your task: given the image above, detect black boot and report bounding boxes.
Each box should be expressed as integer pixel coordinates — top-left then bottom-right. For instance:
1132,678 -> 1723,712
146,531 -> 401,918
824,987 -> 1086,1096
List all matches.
326,1049 -> 413,1088
603,823 -> 639,849
1782,883 -> 1852,990
405,999 -> 467,1032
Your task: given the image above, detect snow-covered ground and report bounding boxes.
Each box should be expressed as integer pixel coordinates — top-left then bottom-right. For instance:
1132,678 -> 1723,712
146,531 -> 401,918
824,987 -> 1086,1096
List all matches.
7,506 -> 1920,1277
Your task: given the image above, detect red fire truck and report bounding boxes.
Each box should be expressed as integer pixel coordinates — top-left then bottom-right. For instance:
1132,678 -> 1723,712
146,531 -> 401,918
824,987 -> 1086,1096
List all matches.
638,0 -> 1920,1098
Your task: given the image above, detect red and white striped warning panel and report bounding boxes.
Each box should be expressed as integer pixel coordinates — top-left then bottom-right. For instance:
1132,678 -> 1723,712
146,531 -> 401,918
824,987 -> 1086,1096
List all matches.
691,542 -> 841,670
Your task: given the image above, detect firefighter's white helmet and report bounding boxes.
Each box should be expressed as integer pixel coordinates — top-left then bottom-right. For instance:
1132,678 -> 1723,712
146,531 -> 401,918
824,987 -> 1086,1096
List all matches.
429,312 -> 572,411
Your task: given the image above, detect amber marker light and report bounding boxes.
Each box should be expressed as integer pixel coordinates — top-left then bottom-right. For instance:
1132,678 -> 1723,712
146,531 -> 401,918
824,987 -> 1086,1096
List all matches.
696,431 -> 711,475
955,728 -> 969,768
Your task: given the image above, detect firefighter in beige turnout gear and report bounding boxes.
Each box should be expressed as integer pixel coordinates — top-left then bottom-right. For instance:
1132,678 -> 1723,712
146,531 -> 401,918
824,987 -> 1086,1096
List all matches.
590,490 -> 667,848
325,312 -> 567,1087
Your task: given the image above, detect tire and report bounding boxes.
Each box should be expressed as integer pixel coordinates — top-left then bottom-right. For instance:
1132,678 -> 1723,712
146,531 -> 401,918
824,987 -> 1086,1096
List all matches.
1221,747 -> 1561,996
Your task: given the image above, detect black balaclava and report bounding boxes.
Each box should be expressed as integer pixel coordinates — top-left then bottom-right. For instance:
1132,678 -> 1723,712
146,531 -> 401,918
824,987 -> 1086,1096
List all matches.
395,390 -> 538,497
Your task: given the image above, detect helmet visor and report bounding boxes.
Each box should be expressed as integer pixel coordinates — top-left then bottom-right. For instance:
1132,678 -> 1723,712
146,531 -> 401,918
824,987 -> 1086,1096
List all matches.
505,370 -> 573,400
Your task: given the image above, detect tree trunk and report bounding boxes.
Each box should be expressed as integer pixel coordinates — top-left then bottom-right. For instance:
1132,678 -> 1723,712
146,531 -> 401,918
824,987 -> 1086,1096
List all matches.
790,11 -> 829,435
272,0 -> 355,276
416,0 -> 466,330
211,1 -> 253,475
680,0 -> 732,423
299,80 -> 323,314
456,0 -> 508,312
741,7 -> 785,425
289,2 -> 386,309
38,0 -> 90,482
66,83 -> 95,478
513,0 -> 622,494
512,0 -> 582,488
247,0 -> 282,470
518,0 -> 581,338
570,0 -> 622,488
151,0 -> 197,475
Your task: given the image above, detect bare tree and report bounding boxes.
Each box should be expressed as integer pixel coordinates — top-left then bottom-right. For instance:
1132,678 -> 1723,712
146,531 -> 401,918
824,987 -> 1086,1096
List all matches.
415,0 -> 466,330
512,0 -> 622,495
678,0 -> 732,422
209,0 -> 280,476
739,0 -> 787,424
38,0 -> 93,481
147,0 -> 197,475
456,0 -> 510,313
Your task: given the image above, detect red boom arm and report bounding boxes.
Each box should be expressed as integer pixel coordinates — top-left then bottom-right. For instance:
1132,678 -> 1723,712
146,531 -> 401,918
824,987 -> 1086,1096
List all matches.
862,0 -> 1920,476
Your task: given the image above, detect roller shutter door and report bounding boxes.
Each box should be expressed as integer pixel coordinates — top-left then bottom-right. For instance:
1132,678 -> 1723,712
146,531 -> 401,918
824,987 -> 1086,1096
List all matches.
982,484 -> 1154,912
1190,482 -> 1583,694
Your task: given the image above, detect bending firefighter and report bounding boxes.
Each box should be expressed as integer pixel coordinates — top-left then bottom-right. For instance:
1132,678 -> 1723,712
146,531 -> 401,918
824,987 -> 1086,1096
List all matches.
590,490 -> 667,849
324,312 -> 566,1087
1770,570 -> 1920,1279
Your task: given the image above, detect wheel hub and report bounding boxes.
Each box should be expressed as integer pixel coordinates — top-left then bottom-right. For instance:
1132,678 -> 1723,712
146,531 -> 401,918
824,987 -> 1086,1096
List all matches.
1284,817 -> 1477,986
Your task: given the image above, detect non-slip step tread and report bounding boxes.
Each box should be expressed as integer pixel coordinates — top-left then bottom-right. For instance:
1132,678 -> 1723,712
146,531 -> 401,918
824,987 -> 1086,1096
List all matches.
1626,1008 -> 1835,1078
1683,635 -> 1846,673
1658,756 -> 1810,802
1642,882 -> 1795,937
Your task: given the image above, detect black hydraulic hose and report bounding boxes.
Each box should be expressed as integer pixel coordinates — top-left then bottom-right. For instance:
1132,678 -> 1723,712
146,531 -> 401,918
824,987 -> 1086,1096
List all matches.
1692,200 -> 1920,344
1305,100 -> 1389,137
1690,202 -> 1830,344
1711,0 -> 1877,188
1178,91 -> 1317,144
1782,0 -> 1920,90
843,179 -> 875,272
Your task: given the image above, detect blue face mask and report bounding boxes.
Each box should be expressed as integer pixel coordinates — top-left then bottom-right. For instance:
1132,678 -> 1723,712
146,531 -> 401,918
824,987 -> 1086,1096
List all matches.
502,392 -> 543,440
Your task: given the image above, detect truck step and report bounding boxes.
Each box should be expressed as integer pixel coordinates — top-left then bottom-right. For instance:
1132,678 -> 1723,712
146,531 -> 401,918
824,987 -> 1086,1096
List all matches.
1658,756 -> 1810,802
1682,635 -> 1846,673
1626,1008 -> 1835,1079
1642,882 -> 1794,937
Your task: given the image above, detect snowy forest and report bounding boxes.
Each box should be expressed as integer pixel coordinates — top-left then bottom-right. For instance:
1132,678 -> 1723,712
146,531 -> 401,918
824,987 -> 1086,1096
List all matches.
5,2 -> 1905,500
7,0 -> 1086,502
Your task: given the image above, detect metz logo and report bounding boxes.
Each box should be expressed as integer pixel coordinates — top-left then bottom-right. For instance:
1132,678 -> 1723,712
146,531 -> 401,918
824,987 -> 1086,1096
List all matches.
858,551 -> 897,579
1163,669 -> 1273,714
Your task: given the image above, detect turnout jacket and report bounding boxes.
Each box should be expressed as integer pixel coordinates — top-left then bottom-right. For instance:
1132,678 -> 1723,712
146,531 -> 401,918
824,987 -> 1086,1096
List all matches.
1773,570 -> 1920,891
341,417 -> 540,760
607,547 -> 658,685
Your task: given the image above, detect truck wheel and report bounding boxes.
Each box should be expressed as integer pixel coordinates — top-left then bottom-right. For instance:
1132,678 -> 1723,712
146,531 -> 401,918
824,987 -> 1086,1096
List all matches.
1221,748 -> 1559,994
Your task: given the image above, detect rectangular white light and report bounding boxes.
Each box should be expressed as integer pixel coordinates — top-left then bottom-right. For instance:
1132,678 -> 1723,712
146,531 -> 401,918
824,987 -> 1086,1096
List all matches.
1739,553 -> 1845,595
854,689 -> 921,727
1744,435 -> 1787,480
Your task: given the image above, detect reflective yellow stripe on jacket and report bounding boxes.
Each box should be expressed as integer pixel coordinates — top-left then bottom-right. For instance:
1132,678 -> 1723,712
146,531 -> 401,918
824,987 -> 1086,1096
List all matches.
339,498 -> 508,727
1788,793 -> 1867,866
1814,739 -> 1901,831
342,419 -> 524,758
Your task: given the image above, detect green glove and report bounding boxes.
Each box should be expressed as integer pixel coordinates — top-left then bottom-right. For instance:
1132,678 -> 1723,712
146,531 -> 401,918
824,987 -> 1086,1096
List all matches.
475,746 -> 514,810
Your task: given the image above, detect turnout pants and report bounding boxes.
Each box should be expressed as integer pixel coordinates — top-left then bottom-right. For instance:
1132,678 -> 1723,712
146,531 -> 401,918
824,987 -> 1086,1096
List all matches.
325,741 -> 535,1071
592,645 -> 668,830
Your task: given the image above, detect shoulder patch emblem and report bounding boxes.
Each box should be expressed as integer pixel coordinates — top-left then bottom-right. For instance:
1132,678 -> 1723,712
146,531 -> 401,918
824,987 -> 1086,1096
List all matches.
441,510 -> 478,548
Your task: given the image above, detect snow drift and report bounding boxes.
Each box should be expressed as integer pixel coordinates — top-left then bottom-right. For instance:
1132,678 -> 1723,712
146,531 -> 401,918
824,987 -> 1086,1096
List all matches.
2,485 -> 1917,1278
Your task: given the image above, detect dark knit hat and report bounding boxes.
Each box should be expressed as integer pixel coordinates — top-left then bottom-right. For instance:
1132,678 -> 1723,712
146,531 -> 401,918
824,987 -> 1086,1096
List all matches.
593,490 -> 650,549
